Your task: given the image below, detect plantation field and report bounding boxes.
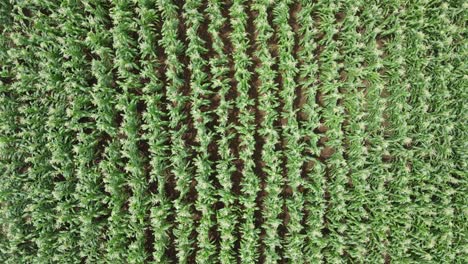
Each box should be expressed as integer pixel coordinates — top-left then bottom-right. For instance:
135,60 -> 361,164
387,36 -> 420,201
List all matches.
0,0 -> 466,263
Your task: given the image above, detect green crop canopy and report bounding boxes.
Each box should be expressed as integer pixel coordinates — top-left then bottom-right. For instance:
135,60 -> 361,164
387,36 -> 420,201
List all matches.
0,0 -> 466,263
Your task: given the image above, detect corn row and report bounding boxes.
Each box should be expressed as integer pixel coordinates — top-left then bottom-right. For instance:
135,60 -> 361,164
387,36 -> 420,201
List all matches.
206,1 -> 238,263
403,2 -> 436,262
0,6 -> 37,262
315,2 -> 348,262
272,0 -> 307,261
357,3 -> 390,262
85,0 -> 130,262
41,5 -> 81,262
27,3 -> 71,261
338,1 -> 370,261
229,0 -> 260,262
110,1 -> 150,262
182,0 -> 217,262
135,0 -> 172,262
252,0 -> 283,262
447,3 -> 467,261
156,0 -> 194,262
421,2 -> 461,261
295,2 -> 327,262
381,1 -> 413,261
58,1 -> 109,261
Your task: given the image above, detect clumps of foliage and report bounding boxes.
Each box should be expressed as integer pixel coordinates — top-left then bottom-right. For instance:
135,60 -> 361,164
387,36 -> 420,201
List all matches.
0,1 -> 466,263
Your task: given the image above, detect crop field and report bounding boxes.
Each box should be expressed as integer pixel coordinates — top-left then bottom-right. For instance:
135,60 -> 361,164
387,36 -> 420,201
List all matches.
0,0 -> 466,263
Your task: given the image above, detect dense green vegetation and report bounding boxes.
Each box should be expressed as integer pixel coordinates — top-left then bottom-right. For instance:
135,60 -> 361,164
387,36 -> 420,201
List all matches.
0,0 -> 466,263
